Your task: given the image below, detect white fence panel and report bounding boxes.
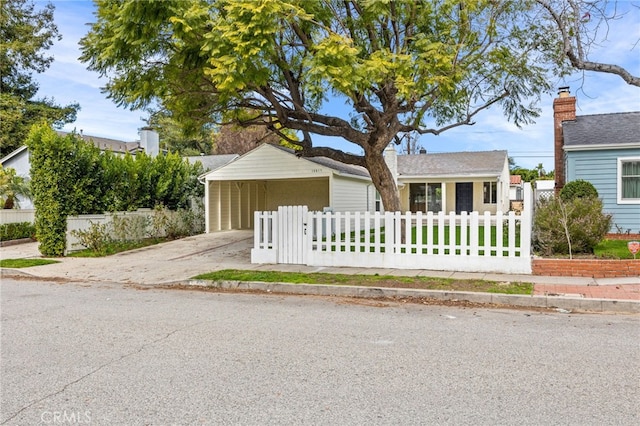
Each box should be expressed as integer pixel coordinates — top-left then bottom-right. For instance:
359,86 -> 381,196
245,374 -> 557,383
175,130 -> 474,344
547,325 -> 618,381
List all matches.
252,185 -> 533,274
277,205 -> 308,264
0,209 -> 35,224
251,211 -> 278,263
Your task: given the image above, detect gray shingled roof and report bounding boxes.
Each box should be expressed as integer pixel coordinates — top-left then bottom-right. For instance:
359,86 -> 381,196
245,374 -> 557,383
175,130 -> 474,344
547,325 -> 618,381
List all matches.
563,111 -> 640,147
57,131 -> 141,154
186,154 -> 238,172
397,150 -> 507,177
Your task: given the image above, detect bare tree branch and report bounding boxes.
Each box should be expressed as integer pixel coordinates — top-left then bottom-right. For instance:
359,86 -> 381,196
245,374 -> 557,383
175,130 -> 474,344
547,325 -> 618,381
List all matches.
535,0 -> 640,87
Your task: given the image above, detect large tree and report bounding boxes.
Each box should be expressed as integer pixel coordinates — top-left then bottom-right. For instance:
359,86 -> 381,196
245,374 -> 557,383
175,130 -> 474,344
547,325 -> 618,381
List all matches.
80,0 -> 562,211
0,0 -> 79,157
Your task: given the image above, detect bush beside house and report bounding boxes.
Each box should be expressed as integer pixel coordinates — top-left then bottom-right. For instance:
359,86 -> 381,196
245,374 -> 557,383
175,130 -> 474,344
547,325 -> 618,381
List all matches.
27,124 -> 204,256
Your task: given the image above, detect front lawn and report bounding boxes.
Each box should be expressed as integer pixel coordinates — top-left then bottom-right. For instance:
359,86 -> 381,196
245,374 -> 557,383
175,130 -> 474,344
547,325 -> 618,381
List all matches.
594,239 -> 638,260
325,224 -> 522,256
0,258 -> 60,268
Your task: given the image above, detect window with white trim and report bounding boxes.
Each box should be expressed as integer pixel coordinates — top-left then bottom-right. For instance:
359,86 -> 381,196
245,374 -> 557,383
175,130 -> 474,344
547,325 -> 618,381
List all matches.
619,158 -> 640,203
483,181 -> 497,204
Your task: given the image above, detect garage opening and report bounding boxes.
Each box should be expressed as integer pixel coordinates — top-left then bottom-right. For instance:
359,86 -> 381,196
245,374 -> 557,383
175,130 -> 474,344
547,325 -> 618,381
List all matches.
207,178 -> 329,231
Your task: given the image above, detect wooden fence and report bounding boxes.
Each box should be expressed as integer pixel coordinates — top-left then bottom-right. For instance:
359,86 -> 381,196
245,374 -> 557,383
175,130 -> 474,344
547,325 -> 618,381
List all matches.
66,209 -> 154,253
0,209 -> 35,225
252,184 -> 533,274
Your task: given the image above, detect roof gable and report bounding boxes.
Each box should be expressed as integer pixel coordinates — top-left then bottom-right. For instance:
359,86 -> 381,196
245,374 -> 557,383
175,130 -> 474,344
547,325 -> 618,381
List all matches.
397,150 -> 507,177
0,145 -> 28,165
563,111 -> 640,148
204,143 -> 370,180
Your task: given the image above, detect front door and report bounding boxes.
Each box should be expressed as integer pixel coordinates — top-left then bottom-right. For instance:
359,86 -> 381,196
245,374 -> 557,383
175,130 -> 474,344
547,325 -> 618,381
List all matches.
455,182 -> 473,214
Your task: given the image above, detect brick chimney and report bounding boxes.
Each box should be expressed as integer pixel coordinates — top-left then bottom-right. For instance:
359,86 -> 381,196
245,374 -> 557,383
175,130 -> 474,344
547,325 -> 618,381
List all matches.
553,86 -> 576,195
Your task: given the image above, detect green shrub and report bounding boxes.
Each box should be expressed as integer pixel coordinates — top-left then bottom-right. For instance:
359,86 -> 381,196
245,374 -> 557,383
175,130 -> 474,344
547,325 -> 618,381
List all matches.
0,222 -> 35,241
559,180 -> 598,201
111,213 -> 150,241
533,196 -> 612,256
71,222 -> 112,253
150,204 -> 204,240
26,124 -> 204,256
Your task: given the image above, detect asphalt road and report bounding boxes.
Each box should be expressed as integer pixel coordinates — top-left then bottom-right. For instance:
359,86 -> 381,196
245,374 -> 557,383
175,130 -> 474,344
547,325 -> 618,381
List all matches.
1,279 -> 639,425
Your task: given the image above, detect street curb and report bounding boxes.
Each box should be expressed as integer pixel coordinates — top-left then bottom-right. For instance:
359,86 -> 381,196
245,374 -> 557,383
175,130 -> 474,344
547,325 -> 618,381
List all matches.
182,280 -> 640,314
0,268 -> 38,278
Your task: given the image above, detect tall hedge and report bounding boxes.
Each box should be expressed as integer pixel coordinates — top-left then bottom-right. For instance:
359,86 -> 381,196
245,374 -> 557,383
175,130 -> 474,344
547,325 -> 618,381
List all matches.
27,124 -> 204,255
27,126 -> 84,255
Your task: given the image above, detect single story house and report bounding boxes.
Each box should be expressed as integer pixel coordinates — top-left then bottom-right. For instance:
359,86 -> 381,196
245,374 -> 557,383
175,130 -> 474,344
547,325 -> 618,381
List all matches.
386,145 -> 510,215
554,87 -> 640,233
203,143 -> 511,231
202,143 -> 374,232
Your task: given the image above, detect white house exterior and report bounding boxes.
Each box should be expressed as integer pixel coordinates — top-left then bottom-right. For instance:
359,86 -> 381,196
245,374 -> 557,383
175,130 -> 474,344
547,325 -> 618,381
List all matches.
0,146 -> 33,209
202,143 -> 375,232
387,146 -> 510,215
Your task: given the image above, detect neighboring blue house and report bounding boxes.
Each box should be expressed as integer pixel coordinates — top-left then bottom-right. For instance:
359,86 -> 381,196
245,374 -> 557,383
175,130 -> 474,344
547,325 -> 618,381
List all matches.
554,88 -> 640,233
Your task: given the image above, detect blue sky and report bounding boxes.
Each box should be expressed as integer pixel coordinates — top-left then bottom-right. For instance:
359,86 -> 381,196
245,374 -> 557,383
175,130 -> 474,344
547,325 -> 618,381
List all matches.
36,0 -> 640,171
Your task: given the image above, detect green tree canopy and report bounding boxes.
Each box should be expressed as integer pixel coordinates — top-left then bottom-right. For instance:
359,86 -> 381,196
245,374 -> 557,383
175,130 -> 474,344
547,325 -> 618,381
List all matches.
80,0 -> 568,211
0,0 -> 79,157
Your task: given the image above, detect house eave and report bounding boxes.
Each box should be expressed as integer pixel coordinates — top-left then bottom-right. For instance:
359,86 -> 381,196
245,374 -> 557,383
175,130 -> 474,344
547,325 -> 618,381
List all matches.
334,170 -> 371,182
0,145 -> 28,164
398,173 -> 501,181
564,143 -> 640,152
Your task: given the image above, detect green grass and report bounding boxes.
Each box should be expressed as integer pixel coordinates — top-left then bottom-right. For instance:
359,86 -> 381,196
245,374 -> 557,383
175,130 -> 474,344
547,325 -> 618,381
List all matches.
327,224 -> 521,256
68,238 -> 167,257
193,269 -> 534,295
0,258 -> 60,268
594,239 -> 638,260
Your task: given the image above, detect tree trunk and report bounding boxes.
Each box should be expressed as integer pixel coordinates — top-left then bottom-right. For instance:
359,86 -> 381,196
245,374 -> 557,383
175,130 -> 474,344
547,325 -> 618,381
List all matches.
3,195 -> 15,209
365,150 -> 401,212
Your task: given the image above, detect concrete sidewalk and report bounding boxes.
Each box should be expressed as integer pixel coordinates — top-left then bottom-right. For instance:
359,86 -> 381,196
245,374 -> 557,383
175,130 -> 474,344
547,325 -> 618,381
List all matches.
1,232 -> 638,313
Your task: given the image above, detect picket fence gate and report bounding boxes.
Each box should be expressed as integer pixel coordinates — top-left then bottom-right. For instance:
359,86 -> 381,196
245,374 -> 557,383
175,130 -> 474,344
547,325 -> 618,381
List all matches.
251,185 -> 533,274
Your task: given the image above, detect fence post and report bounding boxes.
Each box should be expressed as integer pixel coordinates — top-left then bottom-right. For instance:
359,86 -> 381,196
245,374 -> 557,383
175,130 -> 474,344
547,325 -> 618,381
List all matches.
521,182 -> 533,258
384,212 -> 395,254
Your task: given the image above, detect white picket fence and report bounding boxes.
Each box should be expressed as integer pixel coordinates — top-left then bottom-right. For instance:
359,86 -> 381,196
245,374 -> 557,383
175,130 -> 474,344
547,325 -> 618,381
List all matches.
252,185 -> 533,274
0,209 -> 35,224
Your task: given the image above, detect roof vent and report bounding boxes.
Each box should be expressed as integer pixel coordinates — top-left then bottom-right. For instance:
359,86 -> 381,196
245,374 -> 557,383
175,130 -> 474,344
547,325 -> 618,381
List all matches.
419,148 -> 427,154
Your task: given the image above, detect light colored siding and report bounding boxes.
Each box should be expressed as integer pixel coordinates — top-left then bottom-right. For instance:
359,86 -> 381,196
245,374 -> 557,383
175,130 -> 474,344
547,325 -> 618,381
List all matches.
205,144 -> 333,181
474,181 -> 498,214
207,181 -> 220,232
219,181 -> 231,230
445,182 -> 455,213
567,148 -> 640,232
265,179 -> 329,211
332,177 -> 373,212
1,149 -> 33,209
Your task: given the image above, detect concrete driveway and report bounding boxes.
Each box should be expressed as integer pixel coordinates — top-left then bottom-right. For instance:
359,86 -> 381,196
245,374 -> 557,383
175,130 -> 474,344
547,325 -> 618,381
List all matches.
1,230 -> 255,285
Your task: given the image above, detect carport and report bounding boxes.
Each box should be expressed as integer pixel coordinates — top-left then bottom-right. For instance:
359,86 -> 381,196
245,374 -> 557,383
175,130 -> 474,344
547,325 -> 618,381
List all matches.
203,144 -> 373,232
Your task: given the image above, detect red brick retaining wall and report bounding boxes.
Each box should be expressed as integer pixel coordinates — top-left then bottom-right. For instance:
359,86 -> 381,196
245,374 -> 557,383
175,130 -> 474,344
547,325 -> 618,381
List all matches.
532,258 -> 640,278
605,233 -> 640,241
